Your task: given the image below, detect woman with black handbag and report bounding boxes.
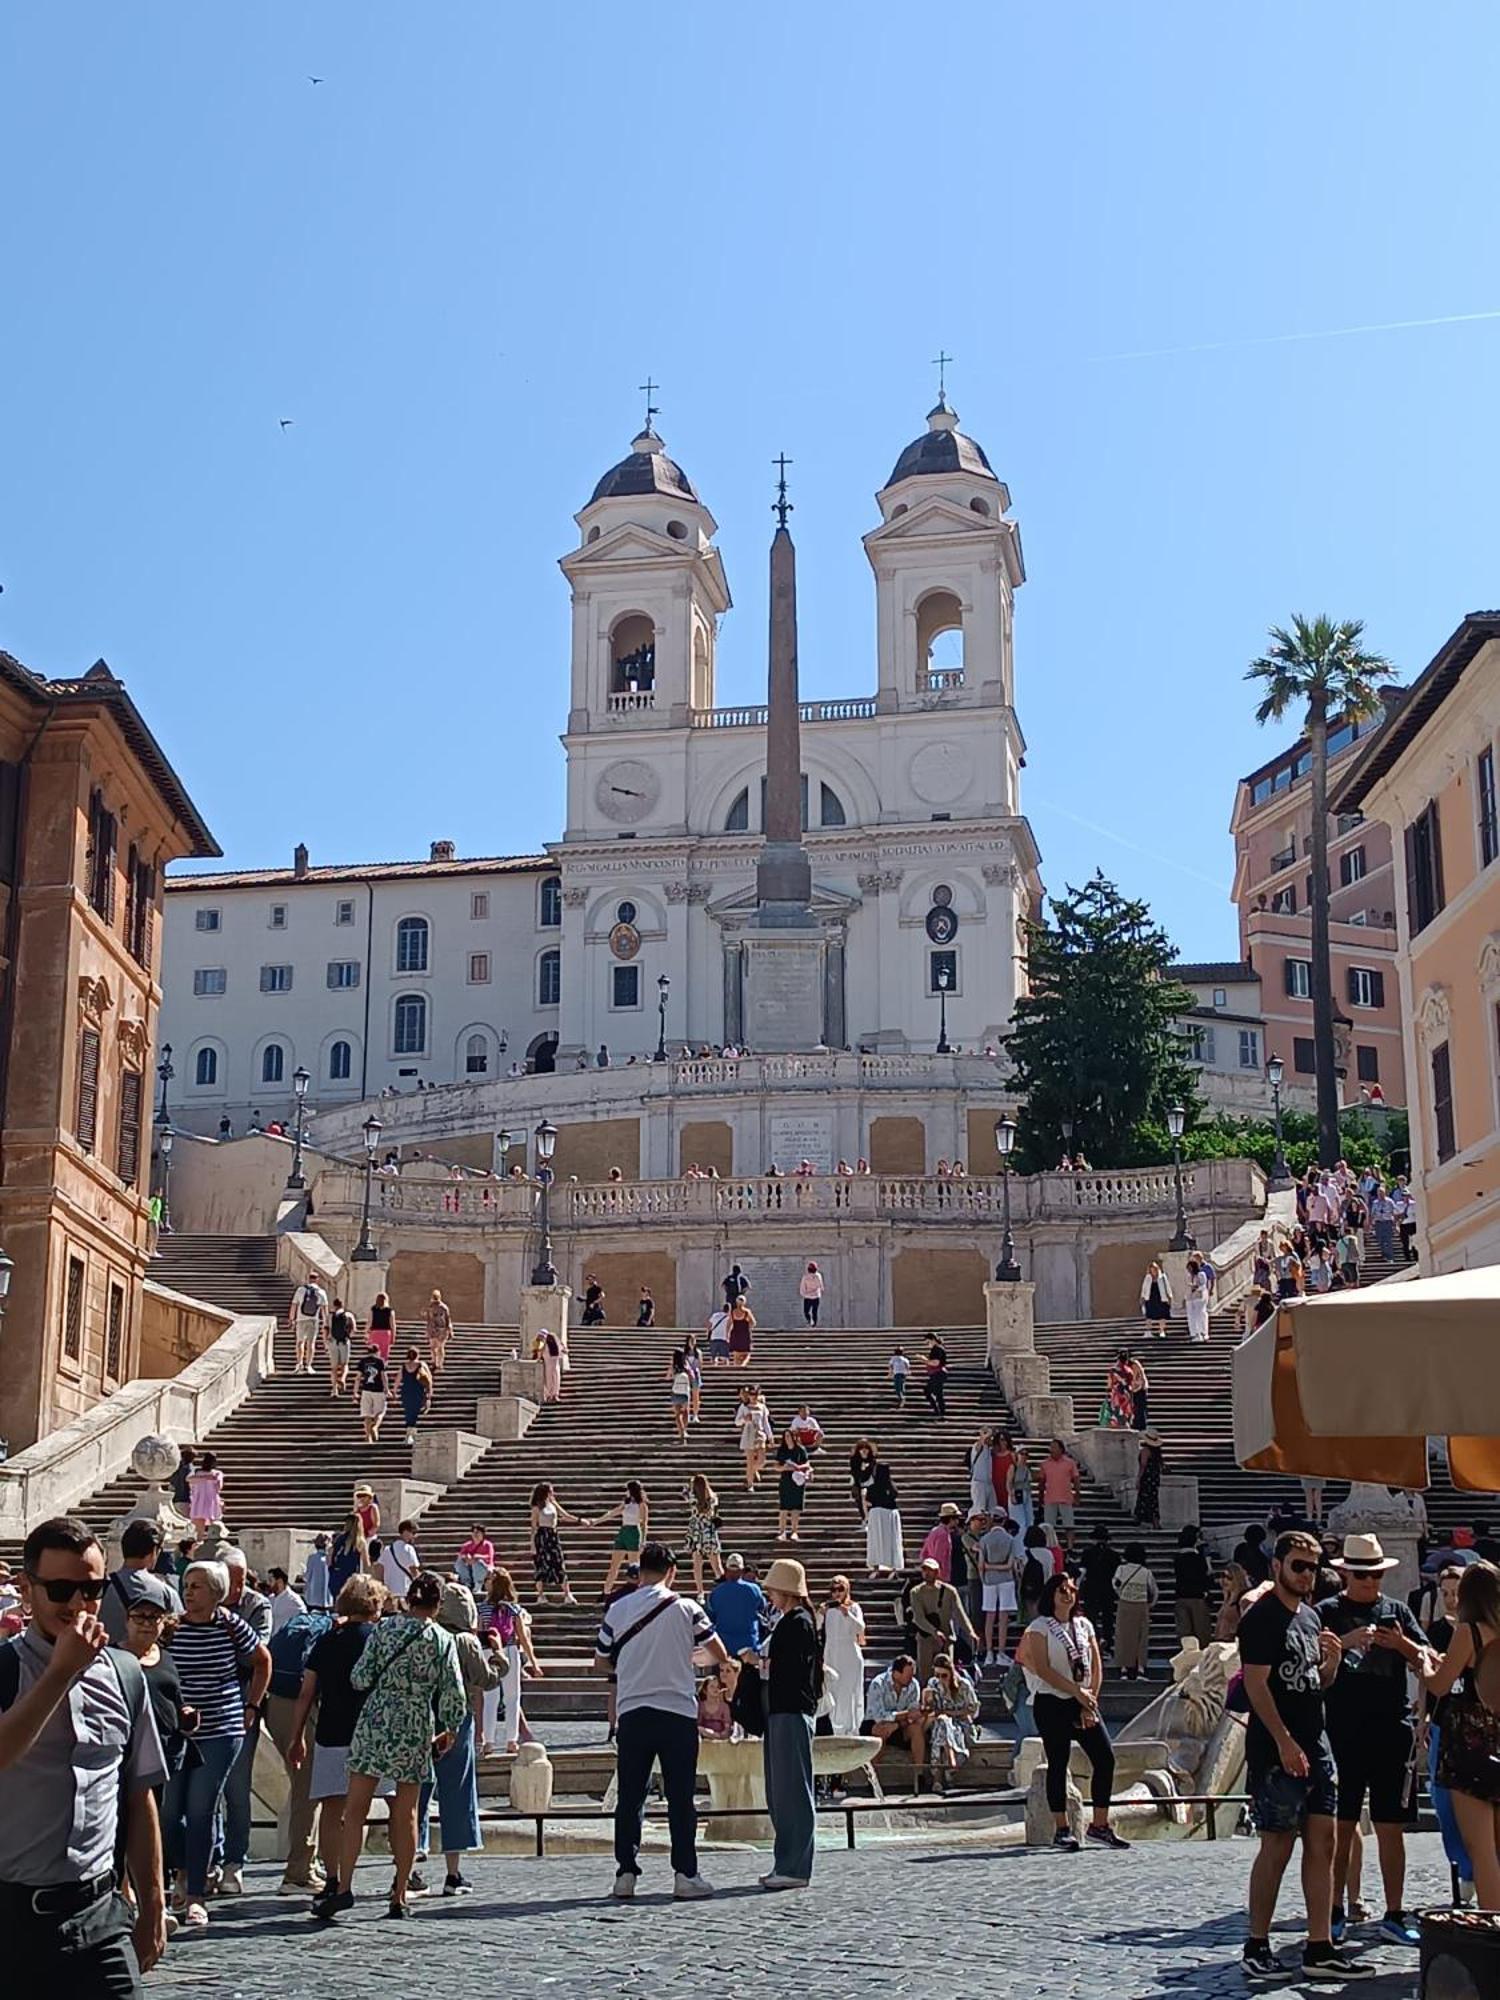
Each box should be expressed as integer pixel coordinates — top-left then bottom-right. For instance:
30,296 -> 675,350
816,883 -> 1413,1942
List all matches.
1423,1559 -> 1500,1911
743,1558 -> 822,1890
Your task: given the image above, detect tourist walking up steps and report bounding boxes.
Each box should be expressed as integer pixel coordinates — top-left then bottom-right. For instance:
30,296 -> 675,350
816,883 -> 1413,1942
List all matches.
799,1261 -> 824,1325
423,1290 -> 452,1373
290,1275 -> 329,1375
1140,1259 -> 1173,1335
1016,1574 -> 1130,1854
356,1343 -> 391,1445
923,1335 -> 949,1416
326,1299 -> 355,1396
752,1557 -> 823,1890
398,1347 -> 434,1446
600,1541 -> 727,1901
1236,1530 -> 1372,1984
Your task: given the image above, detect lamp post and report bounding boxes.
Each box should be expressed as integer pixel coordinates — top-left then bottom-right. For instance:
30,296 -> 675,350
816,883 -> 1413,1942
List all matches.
286,1065 -> 311,1189
655,972 -> 670,1064
935,966 -> 952,1055
993,1114 -> 1022,1281
531,1118 -> 558,1286
1167,1101 -> 1194,1252
1266,1054 -> 1291,1189
495,1127 -> 513,1177
159,1130 -> 174,1236
155,1043 -> 174,1127
1060,1115 -> 1074,1165
351,1113 -> 382,1261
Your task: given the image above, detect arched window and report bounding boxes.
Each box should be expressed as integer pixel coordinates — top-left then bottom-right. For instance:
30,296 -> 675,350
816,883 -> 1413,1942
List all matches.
465,1032 -> 489,1075
393,993 -> 427,1056
730,775 -> 846,834
725,788 -> 750,832
610,613 -> 655,696
539,875 -> 562,928
194,1046 -> 218,1087
261,1043 -> 286,1085
395,915 -> 429,974
916,589 -> 965,689
328,1039 -> 352,1082
819,782 -> 847,827
538,948 -> 561,1008
527,1032 -> 558,1075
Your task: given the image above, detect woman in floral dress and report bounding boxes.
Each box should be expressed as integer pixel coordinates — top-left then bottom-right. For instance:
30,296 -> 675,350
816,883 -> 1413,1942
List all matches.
923,1651 -> 980,1785
682,1472 -> 723,1597
530,1481 -> 585,1604
319,1571 -> 467,1919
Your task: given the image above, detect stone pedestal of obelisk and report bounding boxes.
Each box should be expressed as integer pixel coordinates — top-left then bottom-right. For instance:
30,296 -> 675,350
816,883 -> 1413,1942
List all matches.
741,492 -> 831,1052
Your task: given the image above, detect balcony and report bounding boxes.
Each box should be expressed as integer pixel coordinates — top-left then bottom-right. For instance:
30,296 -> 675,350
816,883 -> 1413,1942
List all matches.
918,667 -> 966,694
691,697 -> 877,728
1269,845 -> 1297,873
608,689 -> 655,714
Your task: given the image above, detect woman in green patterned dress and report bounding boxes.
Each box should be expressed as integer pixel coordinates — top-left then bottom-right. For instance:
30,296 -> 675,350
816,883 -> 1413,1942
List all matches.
316,1572 -> 467,1920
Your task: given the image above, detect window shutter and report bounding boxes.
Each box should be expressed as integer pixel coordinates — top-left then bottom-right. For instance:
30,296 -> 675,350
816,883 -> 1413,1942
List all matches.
1284,960 -> 1295,997
77,1027 -> 101,1153
1346,968 -> 1358,1005
1430,802 -> 1445,911
117,1069 -> 143,1186
1370,969 -> 1385,1009
124,842 -> 138,951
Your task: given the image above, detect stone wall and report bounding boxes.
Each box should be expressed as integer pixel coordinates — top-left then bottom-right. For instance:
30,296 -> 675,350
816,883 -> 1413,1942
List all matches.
552,1116 -> 640,1182
1088,1235 -> 1177,1320
678,1119 -> 733,1177
891,1247 -> 989,1327
575,1249 -> 677,1328
966,1110 -> 1004,1173
399,1132 -> 492,1171
386,1249 -> 487,1323
869,1115 -> 925,1173
137,1284 -> 236,1378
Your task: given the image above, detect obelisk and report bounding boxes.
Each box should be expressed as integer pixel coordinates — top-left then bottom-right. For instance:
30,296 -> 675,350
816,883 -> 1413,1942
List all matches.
740,456 -> 829,1052
755,460 -> 813,926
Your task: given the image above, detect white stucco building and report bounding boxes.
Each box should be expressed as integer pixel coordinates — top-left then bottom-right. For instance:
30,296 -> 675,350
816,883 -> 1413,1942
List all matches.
160,399 -> 1042,1140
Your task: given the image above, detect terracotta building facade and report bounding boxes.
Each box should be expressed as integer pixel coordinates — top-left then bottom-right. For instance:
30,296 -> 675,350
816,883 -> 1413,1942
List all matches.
0,654 -> 215,1453
1335,612 -> 1500,1272
1230,703 -> 1407,1106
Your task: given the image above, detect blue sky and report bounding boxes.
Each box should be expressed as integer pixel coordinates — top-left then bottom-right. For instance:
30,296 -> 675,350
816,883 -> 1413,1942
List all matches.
4,6 -> 1498,960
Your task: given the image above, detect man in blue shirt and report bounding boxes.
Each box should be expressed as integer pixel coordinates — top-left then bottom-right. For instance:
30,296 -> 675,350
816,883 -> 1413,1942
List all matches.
707,1554 -> 765,1658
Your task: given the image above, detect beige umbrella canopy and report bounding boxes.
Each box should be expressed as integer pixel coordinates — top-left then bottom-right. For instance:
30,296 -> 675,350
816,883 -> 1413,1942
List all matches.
1232,1268 -> 1500,1492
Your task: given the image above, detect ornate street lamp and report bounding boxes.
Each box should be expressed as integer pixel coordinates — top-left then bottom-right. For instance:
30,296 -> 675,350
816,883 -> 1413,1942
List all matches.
159,1129 -> 175,1236
1060,1114 -> 1074,1162
1167,1101 -> 1195,1252
496,1127 -> 513,1177
655,972 -> 670,1064
286,1065 -> 312,1189
351,1113 -> 382,1261
935,965 -> 952,1055
1266,1054 -> 1291,1190
531,1117 -> 558,1286
155,1043 -> 174,1126
993,1114 -> 1022,1281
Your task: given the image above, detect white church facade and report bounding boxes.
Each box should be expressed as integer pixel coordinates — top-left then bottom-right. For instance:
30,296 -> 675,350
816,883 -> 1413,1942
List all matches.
160,398 -> 1042,1155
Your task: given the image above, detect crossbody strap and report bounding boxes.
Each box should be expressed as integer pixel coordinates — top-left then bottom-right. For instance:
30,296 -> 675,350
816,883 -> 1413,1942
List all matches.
604,1593 -> 679,1665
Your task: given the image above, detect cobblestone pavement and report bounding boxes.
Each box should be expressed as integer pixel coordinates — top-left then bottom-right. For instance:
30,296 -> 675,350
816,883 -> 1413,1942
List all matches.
150,1833 -> 1451,1998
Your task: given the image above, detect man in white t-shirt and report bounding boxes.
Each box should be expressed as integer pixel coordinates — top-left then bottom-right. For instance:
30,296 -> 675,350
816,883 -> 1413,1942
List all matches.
289,1278 -> 329,1375
596,1541 -> 729,1902
267,1567 -> 307,1632
977,1515 -> 1019,1664
379,1520 -> 421,1598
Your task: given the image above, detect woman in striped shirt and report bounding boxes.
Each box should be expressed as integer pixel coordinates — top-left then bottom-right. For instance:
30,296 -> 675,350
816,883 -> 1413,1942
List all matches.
161,1560 -> 271,1928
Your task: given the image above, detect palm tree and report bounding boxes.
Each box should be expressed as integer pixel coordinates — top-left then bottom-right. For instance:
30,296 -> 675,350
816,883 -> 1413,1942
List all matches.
1246,615 -> 1393,1166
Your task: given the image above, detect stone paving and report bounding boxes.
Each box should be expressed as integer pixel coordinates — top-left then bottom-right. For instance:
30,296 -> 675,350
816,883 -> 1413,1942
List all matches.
147,1832 -> 1453,1997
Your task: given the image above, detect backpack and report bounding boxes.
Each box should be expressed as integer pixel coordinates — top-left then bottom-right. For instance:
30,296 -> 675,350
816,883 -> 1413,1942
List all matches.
268,1609 -> 334,1699
0,1635 -> 148,1879
300,1283 -> 323,1318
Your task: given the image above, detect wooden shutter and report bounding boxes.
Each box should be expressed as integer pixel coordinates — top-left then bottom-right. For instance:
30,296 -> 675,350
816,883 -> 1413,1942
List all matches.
117,1068 -> 143,1186
105,1283 -> 126,1380
1346,968 -> 1358,1005
1370,969 -> 1385,1009
1432,1042 -> 1456,1162
63,1256 -> 85,1360
137,860 -> 155,969
76,1026 -> 101,1153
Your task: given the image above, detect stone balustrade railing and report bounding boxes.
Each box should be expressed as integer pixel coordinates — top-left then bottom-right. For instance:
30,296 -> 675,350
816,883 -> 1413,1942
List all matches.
310,1158 -> 1260,1231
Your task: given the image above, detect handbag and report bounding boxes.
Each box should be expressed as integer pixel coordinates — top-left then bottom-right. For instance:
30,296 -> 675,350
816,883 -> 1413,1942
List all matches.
731,1661 -> 767,1738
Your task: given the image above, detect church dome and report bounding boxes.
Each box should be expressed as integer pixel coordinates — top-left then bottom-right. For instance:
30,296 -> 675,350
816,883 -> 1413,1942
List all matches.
589,428 -> 700,505
885,398 -> 997,487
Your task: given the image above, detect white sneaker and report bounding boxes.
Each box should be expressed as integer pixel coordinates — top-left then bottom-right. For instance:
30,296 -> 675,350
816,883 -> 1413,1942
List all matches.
218,1866 -> 243,1896
674,1872 -> 715,1899
611,1870 -> 636,1900
758,1873 -> 810,1890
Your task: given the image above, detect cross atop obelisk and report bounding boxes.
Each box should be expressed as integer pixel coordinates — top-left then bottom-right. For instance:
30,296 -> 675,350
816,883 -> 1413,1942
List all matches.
755,454 -> 812,925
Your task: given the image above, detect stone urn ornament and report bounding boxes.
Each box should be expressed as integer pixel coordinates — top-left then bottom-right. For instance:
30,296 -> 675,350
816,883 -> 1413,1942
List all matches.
508,1741 -> 554,1817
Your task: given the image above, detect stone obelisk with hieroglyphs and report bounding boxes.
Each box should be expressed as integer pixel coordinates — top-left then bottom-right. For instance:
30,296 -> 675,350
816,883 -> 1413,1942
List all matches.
740,459 -> 836,1050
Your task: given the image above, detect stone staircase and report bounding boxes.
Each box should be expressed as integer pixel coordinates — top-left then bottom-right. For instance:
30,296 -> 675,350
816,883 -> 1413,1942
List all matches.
152,1234 -> 288,1319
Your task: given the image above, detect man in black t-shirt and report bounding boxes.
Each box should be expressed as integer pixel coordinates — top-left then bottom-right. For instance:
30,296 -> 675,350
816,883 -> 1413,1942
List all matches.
356,1345 -> 389,1443
1235,1531 -> 1371,1984
1317,1534 -> 1432,1949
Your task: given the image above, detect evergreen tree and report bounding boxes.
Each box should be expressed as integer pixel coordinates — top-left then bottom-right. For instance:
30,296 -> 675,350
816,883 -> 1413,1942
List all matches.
1004,871 -> 1196,1170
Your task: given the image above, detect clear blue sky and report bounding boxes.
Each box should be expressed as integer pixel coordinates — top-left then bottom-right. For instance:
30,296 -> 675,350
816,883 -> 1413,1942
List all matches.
4,6 -> 1498,960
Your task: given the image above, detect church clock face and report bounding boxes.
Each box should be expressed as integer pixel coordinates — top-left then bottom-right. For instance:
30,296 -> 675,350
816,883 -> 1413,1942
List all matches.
595,759 -> 660,824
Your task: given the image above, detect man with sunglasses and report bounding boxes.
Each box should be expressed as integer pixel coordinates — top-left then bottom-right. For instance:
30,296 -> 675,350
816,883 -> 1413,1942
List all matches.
0,1515 -> 167,1994
1236,1530 -> 1373,1983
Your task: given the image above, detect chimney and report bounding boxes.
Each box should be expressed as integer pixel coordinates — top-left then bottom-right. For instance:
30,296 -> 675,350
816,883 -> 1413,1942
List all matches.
430,839 -> 456,863
293,842 -> 309,879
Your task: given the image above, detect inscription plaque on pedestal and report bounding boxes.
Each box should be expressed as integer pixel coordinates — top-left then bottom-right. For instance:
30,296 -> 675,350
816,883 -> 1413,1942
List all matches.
769,1113 -> 834,1172
742,933 -> 825,1053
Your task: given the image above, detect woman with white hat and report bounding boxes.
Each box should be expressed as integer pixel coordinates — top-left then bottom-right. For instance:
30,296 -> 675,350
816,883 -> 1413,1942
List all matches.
749,1556 -> 822,1890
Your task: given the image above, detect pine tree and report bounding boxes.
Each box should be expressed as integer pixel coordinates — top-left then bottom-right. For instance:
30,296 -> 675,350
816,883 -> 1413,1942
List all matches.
1004,871 -> 1197,1170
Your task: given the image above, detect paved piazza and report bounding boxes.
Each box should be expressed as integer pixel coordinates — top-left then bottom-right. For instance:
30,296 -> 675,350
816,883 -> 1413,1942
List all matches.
151,1834 -> 1453,1996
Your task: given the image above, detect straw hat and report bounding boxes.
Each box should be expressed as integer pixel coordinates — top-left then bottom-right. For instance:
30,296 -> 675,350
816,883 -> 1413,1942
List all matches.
938,1502 -> 962,1520
1333,1533 -> 1399,1574
763,1557 -> 809,1597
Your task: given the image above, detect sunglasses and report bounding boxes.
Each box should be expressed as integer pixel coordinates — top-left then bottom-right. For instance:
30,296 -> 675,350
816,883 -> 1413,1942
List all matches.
27,1573 -> 108,1604
1284,1559 -> 1320,1577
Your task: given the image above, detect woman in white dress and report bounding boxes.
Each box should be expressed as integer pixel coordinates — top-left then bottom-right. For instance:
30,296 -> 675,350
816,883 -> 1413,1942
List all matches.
736,1386 -> 774,1491
864,1461 -> 905,1576
819,1575 -> 867,1735
1184,1255 -> 1212,1344
968,1429 -> 999,1519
